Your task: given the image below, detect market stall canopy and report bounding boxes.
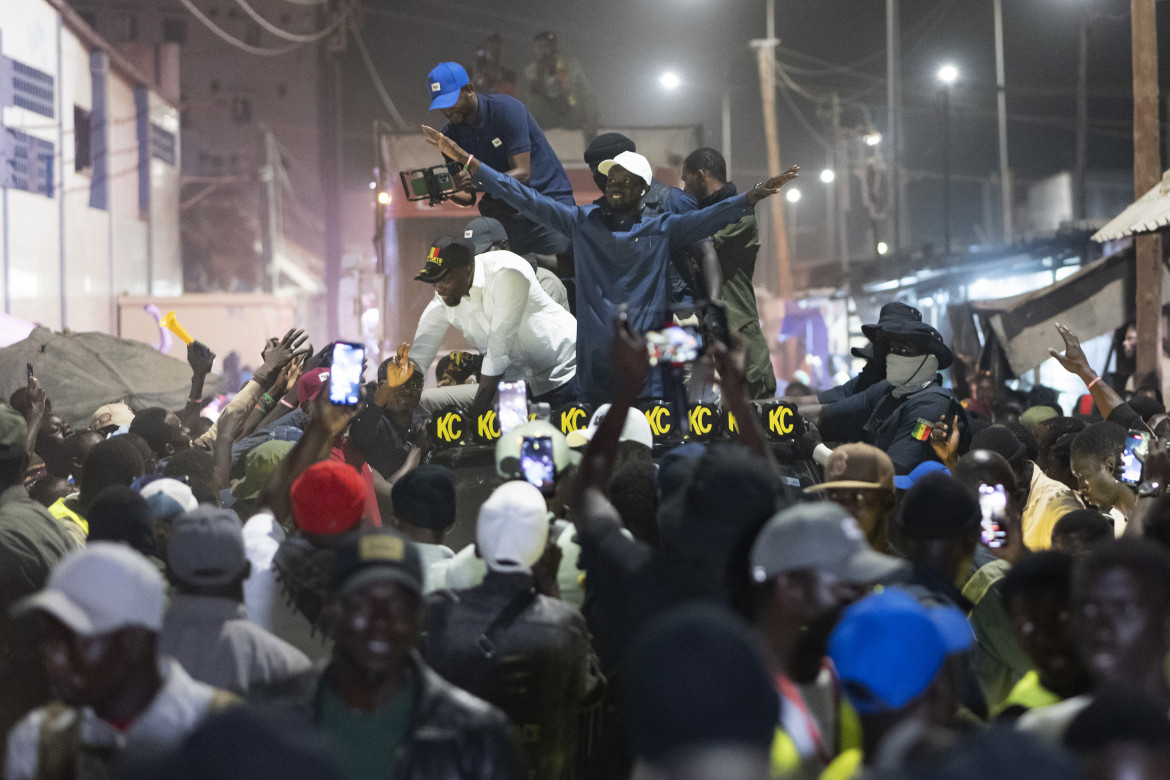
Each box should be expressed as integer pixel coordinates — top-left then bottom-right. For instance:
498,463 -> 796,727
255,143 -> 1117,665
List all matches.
0,327 -> 215,424
965,248 -> 1170,376
1093,169 -> 1170,242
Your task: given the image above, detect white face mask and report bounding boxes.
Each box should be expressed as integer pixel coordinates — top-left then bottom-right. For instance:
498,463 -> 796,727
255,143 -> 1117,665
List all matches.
886,353 -> 939,393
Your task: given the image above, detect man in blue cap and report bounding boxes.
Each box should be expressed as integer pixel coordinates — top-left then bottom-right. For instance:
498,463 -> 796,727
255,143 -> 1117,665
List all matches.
825,588 -> 973,774
426,61 -> 574,258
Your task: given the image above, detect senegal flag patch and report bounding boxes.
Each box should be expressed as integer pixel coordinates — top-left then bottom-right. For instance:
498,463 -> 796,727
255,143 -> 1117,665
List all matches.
911,418 -> 933,441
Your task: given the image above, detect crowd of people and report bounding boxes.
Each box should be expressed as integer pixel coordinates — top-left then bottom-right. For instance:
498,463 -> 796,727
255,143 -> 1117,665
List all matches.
2,47 -> 1170,780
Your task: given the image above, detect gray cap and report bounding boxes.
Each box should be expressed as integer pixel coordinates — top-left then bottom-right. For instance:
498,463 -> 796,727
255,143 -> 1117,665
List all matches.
463,216 -> 508,254
749,503 -> 907,585
167,506 -> 248,587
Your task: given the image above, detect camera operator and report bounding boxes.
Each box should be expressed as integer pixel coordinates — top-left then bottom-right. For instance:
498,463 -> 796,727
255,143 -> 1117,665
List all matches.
426,62 -> 574,260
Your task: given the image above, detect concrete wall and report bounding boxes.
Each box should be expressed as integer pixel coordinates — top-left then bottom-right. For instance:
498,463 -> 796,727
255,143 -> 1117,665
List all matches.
1,0 -> 181,333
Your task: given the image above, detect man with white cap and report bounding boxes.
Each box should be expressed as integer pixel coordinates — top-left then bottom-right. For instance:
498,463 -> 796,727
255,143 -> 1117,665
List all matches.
422,481 -> 603,780
5,543 -> 233,779
159,506 -> 311,694
422,124 -> 799,405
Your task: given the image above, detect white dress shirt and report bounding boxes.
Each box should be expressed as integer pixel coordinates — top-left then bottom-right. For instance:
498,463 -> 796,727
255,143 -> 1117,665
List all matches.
410,250 -> 576,396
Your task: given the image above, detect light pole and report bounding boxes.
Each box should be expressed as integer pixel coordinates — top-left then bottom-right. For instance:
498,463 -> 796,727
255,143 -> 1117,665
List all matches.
993,0 -> 1012,242
786,187 -> 801,260
937,64 -> 958,258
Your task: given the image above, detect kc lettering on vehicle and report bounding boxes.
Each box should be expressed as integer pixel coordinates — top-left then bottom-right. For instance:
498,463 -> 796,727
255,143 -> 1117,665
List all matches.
645,405 -> 672,437
767,405 -> 794,437
688,405 -> 713,437
477,410 -> 501,440
437,411 -> 463,443
560,406 -> 587,434
724,410 -> 739,435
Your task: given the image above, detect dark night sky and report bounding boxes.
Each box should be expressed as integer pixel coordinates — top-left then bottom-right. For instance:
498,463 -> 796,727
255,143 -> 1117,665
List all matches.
339,0 -> 1170,256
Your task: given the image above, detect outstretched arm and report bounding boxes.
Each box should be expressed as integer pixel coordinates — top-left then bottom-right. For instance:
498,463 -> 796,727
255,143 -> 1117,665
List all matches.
422,125 -> 579,239
666,166 -> 800,248
1049,322 -> 1138,427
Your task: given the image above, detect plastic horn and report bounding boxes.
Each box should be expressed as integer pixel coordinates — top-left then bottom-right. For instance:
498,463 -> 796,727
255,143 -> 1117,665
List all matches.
159,311 -> 194,345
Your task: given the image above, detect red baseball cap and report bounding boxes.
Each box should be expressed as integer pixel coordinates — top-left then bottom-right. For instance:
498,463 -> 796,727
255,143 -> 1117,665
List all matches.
297,368 -> 330,406
291,461 -> 365,535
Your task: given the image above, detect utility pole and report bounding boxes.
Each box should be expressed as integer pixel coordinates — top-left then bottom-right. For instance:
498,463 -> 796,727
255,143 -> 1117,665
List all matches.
831,93 -> 849,271
1132,0 -> 1162,382
721,91 -> 732,177
941,84 -> 952,259
260,128 -> 280,294
1074,11 -> 1089,221
993,0 -> 1012,243
751,0 -> 792,301
886,0 -> 902,253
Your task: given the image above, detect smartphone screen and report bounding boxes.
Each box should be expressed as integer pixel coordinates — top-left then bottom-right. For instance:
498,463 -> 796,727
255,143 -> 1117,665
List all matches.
978,483 -> 1008,548
520,435 -> 556,495
497,380 -> 528,435
646,325 -> 702,366
1118,431 -> 1148,486
328,342 -> 364,406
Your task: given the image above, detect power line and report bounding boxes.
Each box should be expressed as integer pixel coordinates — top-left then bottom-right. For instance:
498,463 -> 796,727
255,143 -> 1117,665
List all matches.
177,0 -> 305,56
350,18 -> 409,131
229,0 -> 350,43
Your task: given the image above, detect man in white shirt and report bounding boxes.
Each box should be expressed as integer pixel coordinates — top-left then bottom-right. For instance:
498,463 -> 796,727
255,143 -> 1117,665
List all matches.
410,235 -> 576,417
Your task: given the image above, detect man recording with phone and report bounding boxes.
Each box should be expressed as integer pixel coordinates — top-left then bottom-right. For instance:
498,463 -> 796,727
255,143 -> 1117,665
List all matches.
409,235 -> 577,420
427,61 -> 574,259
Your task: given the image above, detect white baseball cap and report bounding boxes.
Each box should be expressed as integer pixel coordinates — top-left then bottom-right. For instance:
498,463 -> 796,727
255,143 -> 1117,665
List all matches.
597,151 -> 653,188
476,481 -> 549,574
13,542 -> 166,635
139,478 -> 199,513
565,403 -> 654,449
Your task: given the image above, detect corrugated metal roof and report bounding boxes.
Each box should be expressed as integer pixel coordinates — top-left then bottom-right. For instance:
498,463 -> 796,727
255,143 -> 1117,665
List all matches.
1093,169 -> 1170,241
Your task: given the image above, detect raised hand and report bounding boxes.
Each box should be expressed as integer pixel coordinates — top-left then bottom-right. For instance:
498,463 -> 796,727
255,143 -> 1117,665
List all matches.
187,341 -> 216,377
611,315 -> 649,402
746,165 -> 800,205
1048,322 -> 1095,381
929,413 -> 960,468
256,328 -> 309,385
422,125 -> 472,169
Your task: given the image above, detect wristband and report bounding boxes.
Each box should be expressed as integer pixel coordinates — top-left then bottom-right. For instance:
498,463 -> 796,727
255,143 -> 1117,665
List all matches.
262,393 -> 276,406
279,398 -> 296,409
1087,375 -> 1102,390
812,443 -> 833,467
188,397 -> 202,405
465,153 -> 475,170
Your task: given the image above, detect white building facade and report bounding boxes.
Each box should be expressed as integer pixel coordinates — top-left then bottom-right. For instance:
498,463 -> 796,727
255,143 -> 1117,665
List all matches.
0,0 -> 181,334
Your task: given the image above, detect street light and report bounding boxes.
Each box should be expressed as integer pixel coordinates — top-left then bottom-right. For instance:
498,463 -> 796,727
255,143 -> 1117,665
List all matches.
785,188 -> 801,203
657,70 -> 732,175
863,132 -> 882,147
819,168 -> 835,184
937,63 -> 958,258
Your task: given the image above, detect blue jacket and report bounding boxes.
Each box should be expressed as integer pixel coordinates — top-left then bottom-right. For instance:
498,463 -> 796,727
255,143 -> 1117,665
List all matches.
472,164 -> 754,404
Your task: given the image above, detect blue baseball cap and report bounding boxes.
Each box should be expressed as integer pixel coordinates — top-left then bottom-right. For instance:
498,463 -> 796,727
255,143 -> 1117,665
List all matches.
893,459 -> 950,490
828,588 -> 971,715
426,62 -> 470,111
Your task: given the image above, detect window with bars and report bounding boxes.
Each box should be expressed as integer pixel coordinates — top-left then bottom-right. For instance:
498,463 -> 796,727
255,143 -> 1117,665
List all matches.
12,60 -> 55,118
5,128 -> 55,197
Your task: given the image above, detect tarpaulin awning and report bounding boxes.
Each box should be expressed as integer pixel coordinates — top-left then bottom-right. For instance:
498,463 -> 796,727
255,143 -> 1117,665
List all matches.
966,248 -> 1170,376
0,327 -> 214,424
1093,169 -> 1170,242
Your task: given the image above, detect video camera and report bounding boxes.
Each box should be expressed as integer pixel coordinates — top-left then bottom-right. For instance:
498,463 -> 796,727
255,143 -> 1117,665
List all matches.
399,161 -> 464,206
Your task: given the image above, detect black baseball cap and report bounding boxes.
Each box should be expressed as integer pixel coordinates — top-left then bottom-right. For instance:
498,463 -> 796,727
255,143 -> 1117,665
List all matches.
415,236 -> 475,283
